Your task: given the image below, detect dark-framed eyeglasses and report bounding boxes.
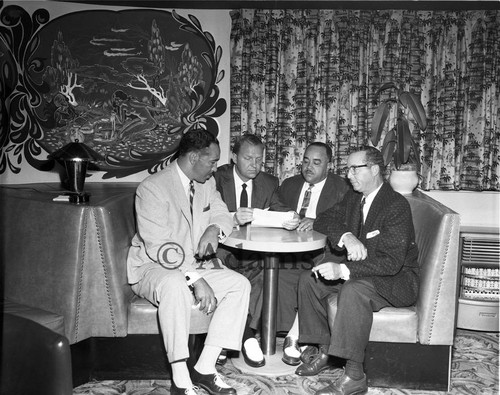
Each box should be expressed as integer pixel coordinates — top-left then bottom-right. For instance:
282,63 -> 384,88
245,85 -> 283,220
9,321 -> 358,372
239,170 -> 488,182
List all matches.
347,164 -> 369,174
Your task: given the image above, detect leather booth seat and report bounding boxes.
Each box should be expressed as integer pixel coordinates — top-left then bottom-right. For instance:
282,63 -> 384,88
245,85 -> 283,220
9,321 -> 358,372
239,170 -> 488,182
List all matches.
1,299 -> 73,395
327,190 -> 460,390
1,184 -> 459,389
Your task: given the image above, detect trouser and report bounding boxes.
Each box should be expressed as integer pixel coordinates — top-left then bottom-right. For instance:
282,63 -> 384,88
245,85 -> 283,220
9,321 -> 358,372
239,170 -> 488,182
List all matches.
219,245 -> 314,333
132,263 -> 250,363
298,272 -> 390,363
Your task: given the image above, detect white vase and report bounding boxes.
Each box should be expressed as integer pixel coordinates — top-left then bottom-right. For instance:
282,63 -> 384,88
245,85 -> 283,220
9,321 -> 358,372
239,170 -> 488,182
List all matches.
389,170 -> 419,195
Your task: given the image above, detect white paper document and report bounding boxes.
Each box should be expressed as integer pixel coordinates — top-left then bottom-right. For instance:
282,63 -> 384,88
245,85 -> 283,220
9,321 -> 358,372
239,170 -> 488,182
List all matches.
251,208 -> 294,228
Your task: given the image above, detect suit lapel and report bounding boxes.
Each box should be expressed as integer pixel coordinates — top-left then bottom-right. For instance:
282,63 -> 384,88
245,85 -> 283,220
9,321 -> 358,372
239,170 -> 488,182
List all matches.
317,177 -> 334,215
364,183 -> 389,231
220,169 -> 237,211
252,178 -> 263,208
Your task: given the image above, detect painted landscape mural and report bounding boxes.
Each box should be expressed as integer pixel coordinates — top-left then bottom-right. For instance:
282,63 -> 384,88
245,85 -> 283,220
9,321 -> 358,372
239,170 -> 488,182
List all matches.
0,3 -> 226,178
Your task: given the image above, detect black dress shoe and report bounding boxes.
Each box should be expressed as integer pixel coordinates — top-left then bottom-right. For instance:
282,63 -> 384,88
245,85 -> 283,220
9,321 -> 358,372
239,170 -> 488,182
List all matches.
191,370 -> 236,395
315,372 -> 368,395
241,338 -> 265,368
170,380 -> 200,395
282,336 -> 301,366
295,351 -> 332,376
300,345 -> 319,364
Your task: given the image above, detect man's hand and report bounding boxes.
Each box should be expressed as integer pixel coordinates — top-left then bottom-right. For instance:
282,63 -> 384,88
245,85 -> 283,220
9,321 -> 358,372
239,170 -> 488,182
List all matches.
297,217 -> 315,231
312,262 -> 343,281
191,278 -> 217,315
343,233 -> 367,261
234,207 -> 254,226
282,211 -> 300,230
196,225 -> 220,258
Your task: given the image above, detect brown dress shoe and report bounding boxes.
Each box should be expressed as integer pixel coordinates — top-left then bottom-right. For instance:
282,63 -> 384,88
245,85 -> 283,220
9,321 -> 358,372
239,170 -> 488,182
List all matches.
315,372 -> 368,395
295,351 -> 332,376
300,345 -> 319,364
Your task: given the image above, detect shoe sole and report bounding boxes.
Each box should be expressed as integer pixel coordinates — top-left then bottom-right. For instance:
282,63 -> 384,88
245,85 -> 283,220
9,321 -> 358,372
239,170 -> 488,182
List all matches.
281,356 -> 301,366
295,364 -> 331,376
194,382 -> 236,395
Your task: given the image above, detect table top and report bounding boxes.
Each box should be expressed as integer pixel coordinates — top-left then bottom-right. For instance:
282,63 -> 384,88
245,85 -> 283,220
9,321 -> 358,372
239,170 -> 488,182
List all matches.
0,182 -> 138,207
224,225 -> 326,253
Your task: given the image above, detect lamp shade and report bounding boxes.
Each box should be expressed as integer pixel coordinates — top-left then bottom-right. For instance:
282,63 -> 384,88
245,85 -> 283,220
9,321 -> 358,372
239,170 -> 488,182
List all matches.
50,140 -> 103,200
50,139 -> 103,162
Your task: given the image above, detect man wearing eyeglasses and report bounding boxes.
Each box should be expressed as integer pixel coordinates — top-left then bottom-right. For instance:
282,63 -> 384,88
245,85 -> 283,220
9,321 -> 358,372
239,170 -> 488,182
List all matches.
295,146 -> 419,395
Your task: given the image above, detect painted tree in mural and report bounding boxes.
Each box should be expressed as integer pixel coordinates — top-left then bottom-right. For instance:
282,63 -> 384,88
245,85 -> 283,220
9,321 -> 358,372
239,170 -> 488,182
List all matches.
41,31 -> 82,127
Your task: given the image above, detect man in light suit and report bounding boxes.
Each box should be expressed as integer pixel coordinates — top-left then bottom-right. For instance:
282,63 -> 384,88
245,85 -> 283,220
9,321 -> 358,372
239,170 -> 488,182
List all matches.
295,147 -> 419,395
127,129 -> 250,395
277,142 -> 350,365
214,133 -> 298,367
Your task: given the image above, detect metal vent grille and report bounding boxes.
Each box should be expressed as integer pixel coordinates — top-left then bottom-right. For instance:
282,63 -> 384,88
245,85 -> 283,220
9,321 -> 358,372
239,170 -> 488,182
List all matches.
460,233 -> 500,301
461,233 -> 500,265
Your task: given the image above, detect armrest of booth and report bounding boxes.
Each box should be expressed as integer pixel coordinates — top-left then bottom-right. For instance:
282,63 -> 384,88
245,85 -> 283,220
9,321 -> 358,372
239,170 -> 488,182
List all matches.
1,183 -> 138,344
407,190 -> 461,346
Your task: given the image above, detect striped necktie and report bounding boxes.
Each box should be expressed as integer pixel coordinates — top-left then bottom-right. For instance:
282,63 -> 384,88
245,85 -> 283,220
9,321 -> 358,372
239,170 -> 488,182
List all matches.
189,180 -> 195,216
299,184 -> 314,218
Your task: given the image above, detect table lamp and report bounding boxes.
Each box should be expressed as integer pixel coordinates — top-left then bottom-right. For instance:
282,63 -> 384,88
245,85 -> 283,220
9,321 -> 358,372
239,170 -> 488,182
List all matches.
50,139 -> 103,203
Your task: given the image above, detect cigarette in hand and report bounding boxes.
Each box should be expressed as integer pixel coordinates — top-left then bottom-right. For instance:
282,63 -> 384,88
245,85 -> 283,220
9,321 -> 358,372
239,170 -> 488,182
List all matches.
312,268 -> 319,278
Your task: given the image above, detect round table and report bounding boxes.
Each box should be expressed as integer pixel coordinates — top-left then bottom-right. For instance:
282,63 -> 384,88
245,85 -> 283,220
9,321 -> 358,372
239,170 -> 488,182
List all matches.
224,226 -> 326,358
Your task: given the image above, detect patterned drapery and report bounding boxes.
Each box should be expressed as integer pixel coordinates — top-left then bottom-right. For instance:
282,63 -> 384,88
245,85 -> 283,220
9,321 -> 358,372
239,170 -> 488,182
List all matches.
230,9 -> 499,191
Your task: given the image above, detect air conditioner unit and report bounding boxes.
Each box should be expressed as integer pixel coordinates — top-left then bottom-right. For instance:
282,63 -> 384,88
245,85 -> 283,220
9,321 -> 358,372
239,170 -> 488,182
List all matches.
456,232 -> 499,332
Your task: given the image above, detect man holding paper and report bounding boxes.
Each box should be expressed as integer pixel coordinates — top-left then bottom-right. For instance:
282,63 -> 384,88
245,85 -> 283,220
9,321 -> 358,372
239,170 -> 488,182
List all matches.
278,142 -> 350,365
214,133 -> 299,367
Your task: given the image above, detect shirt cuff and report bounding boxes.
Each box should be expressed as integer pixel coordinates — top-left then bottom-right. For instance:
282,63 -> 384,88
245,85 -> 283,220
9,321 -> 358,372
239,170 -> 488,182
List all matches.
338,232 -> 353,248
208,223 -> 227,243
185,271 -> 201,286
339,264 -> 350,280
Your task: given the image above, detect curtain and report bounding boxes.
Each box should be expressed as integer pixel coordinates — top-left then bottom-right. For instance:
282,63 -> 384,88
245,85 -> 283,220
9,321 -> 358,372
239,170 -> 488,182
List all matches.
230,9 -> 499,191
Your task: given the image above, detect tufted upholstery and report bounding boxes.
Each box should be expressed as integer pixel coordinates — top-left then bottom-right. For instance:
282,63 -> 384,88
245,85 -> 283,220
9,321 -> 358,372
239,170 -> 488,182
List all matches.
327,190 -> 461,346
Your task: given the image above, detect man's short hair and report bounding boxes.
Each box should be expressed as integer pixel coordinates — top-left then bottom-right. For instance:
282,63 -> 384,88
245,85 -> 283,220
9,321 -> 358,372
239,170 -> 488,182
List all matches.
178,129 -> 219,157
232,134 -> 264,154
363,146 -> 386,175
306,142 -> 332,162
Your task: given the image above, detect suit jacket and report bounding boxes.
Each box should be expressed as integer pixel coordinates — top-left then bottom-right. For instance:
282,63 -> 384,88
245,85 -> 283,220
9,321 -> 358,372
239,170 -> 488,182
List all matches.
127,160 -> 234,284
278,173 -> 350,217
214,164 -> 290,212
314,182 -> 419,307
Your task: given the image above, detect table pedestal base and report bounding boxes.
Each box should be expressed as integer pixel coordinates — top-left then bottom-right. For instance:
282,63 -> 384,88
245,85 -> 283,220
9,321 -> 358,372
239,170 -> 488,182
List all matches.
230,337 -> 298,376
230,352 -> 297,376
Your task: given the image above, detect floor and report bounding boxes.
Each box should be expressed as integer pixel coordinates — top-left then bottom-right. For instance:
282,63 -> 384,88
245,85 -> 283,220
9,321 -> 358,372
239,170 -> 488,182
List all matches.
73,329 -> 499,395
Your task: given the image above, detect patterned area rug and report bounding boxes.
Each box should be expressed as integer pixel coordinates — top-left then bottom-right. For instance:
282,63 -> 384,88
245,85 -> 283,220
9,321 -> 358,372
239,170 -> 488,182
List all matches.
74,329 -> 499,395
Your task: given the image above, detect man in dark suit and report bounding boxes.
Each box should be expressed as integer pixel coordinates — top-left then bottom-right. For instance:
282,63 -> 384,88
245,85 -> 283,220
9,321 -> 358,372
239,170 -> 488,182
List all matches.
295,147 -> 419,395
277,142 -> 350,365
214,133 -> 298,367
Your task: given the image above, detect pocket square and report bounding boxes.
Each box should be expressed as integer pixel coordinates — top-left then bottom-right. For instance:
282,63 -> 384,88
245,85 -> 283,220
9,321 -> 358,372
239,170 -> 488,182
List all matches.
366,230 -> 380,239
203,204 -> 210,212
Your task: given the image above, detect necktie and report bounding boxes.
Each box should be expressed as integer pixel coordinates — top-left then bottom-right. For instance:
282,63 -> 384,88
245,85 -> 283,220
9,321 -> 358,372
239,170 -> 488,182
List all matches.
358,197 -> 366,236
299,184 -> 314,218
240,183 -> 248,208
189,180 -> 195,216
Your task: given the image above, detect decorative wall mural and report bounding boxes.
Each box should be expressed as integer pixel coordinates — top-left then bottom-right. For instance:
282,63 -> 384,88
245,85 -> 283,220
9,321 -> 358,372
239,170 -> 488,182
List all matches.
0,2 -> 226,178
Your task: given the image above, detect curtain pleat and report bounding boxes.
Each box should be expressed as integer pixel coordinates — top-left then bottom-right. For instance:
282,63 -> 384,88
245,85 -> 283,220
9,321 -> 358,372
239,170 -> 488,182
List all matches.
230,9 -> 499,191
